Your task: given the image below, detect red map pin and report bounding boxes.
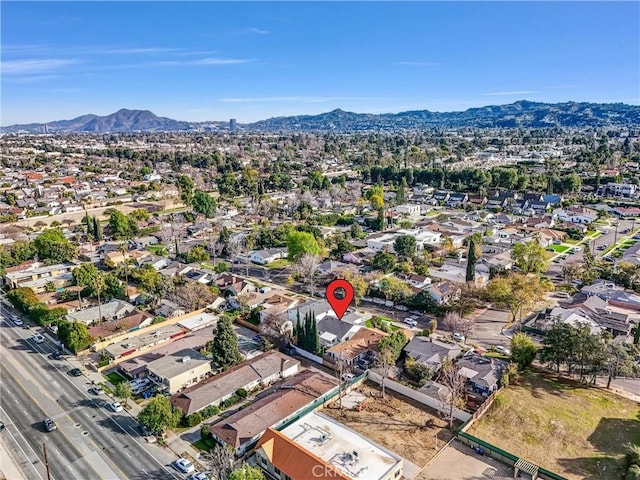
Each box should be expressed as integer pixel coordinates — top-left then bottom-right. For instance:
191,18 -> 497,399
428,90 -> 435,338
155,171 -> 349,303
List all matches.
326,279 -> 354,320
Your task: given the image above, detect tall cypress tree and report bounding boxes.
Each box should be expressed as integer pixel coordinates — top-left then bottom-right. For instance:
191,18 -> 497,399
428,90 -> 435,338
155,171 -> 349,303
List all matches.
396,177 -> 407,204
309,312 -> 320,355
466,238 -> 477,283
93,217 -> 103,241
84,211 -> 92,236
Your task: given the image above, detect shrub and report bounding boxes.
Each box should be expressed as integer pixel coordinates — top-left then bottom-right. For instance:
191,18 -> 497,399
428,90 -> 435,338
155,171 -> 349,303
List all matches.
220,394 -> 240,409
235,388 -> 248,399
201,405 -> 220,418
627,465 -> 640,480
200,424 -> 211,442
186,412 -> 203,427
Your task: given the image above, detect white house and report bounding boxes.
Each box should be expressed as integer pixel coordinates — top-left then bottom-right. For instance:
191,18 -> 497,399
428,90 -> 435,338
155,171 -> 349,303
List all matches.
250,248 -> 287,265
393,204 -> 421,218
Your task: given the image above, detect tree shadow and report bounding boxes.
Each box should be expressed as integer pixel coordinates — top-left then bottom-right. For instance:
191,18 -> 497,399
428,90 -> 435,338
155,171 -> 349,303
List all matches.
127,467 -> 179,480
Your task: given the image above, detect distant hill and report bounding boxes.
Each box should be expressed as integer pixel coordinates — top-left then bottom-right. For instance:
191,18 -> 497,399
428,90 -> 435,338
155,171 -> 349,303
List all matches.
3,101 -> 639,133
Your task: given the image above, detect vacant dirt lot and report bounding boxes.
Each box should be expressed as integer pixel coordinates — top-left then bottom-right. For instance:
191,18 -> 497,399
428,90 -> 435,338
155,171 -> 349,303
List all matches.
468,371 -> 640,480
323,381 -> 458,467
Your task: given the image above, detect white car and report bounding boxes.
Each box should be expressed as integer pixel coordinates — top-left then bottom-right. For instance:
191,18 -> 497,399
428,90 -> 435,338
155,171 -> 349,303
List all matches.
452,332 -> 465,342
173,458 -> 195,474
12,316 -> 23,326
108,401 -> 123,412
32,334 -> 45,344
341,373 -> 355,382
187,473 -> 209,480
495,345 -> 511,356
403,317 -> 418,328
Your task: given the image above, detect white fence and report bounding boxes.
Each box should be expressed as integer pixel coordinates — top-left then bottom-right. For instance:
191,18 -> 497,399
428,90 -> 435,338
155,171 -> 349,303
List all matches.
367,370 -> 472,422
291,345 -> 324,365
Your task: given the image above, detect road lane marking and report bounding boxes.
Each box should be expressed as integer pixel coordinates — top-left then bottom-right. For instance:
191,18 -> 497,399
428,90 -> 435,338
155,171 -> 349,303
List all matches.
0,406 -> 47,480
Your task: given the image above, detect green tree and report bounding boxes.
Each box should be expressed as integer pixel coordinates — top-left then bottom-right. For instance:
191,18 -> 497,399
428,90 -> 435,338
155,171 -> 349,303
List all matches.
214,261 -> 229,273
393,235 -> 417,259
114,382 -> 133,408
510,333 -> 537,370
93,217 -> 102,241
396,177 -> 407,204
34,229 -> 77,264
108,210 -> 136,240
58,321 -> 93,353
286,231 -> 320,261
486,273 -> 551,323
511,240 -> 548,274
370,251 -> 396,273
378,277 -> 411,302
339,270 -> 368,306
228,464 -> 264,480
183,245 -> 210,263
210,316 -> 244,370
176,175 -> 195,206
369,194 -> 384,211
137,395 -> 182,435
192,190 -> 217,218
133,265 -> 172,306
465,237 -> 477,283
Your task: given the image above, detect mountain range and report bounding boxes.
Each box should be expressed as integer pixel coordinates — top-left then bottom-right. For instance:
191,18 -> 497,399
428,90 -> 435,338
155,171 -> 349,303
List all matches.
2,101 -> 639,133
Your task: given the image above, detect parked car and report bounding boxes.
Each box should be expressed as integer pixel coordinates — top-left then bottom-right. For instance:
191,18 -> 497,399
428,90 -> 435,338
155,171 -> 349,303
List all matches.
494,345 -> 511,356
395,305 -> 409,312
88,386 -> 104,395
138,424 -> 152,436
43,418 -> 57,432
31,334 -> 45,344
108,402 -> 123,412
67,368 -> 82,377
22,322 -> 30,329
341,373 -> 356,382
403,318 -> 418,328
12,316 -> 23,326
452,332 -> 465,342
187,473 -> 209,480
0,420 -> 5,431
597,245 -> 607,250
173,459 -> 195,474
49,351 -> 63,360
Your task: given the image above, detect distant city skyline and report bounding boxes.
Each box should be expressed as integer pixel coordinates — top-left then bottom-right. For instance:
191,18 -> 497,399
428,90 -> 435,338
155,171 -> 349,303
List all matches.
2,1 -> 639,126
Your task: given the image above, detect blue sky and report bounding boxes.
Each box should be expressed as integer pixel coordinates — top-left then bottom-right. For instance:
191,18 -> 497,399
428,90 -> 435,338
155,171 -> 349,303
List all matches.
2,1 -> 639,125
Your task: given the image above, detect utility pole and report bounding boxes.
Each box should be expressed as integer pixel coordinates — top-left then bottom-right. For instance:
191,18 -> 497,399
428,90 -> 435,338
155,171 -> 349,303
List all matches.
43,443 -> 52,480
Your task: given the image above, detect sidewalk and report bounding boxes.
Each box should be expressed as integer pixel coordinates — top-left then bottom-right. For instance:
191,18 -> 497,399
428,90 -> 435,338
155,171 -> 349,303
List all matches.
0,433 -> 28,480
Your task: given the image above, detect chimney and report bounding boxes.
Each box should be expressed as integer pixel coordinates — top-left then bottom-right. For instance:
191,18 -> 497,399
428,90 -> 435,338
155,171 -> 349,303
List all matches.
281,357 -> 286,373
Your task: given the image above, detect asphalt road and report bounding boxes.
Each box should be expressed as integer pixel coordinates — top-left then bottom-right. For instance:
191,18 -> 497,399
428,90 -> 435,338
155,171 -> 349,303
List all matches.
0,314 -> 187,480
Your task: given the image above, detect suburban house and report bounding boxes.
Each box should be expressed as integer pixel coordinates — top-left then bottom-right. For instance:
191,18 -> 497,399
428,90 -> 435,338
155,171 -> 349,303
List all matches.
403,336 -> 462,371
250,248 -> 287,265
208,369 -> 338,456
171,351 -> 300,416
88,310 -> 153,341
255,411 -> 403,480
4,261 -> 76,292
66,299 -> 137,325
146,348 -> 211,394
324,327 -> 388,369
455,353 -> 509,396
317,317 -> 362,348
214,274 -> 257,297
393,203 -> 421,218
552,206 -> 598,225
426,281 -> 459,305
288,299 -> 334,323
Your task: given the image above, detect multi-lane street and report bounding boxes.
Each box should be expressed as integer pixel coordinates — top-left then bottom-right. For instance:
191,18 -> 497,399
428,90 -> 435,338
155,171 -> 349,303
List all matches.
0,312 -> 188,480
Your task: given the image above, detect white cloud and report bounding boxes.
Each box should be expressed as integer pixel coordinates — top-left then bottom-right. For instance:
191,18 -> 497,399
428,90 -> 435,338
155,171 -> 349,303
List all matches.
1,59 -> 79,75
484,90 -> 537,96
219,96 -> 396,103
241,27 -> 270,35
155,57 -> 254,67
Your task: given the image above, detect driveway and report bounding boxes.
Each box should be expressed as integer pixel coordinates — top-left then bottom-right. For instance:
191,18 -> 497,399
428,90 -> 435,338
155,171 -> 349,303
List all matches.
417,440 -> 513,480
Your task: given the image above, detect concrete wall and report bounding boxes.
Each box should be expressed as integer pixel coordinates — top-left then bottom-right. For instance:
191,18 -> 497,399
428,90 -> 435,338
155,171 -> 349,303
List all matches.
292,345 -> 324,365
367,370 -> 472,422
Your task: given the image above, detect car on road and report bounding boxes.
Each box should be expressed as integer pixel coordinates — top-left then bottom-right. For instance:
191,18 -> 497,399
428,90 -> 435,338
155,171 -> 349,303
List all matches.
12,316 -> 23,326
403,317 -> 418,328
31,334 -> 45,343
43,417 -> 57,432
138,424 -> 152,436
173,458 -> 195,474
187,473 -> 209,480
622,228 -> 630,234
597,244 -> 607,250
395,305 -> 409,311
22,322 -> 30,329
494,345 -> 511,356
67,368 -> 82,377
0,420 -> 5,431
49,351 -> 63,360
452,332 -> 465,342
88,386 -> 104,395
108,401 -> 124,412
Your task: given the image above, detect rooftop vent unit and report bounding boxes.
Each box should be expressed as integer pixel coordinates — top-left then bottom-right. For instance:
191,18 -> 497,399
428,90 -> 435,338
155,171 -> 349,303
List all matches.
181,356 -> 191,363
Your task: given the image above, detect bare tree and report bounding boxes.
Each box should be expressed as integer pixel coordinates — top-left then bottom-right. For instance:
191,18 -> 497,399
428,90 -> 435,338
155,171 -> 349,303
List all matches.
291,253 -> 321,297
443,311 -> 463,333
260,311 -> 292,345
439,360 -> 466,428
376,345 -> 395,400
226,238 -> 242,273
199,443 -> 236,480
170,282 -> 216,311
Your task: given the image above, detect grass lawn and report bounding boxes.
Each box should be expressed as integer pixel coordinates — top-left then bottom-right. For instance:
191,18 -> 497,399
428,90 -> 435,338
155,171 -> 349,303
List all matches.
265,259 -> 291,269
564,238 -> 581,245
549,244 -> 570,253
146,244 -> 166,255
468,370 -> 640,480
191,438 -> 216,451
104,371 -> 127,387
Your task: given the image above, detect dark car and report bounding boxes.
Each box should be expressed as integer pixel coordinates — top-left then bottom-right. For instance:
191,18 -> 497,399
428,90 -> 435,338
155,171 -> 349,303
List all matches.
21,323 -> 30,329
43,418 -> 57,432
0,420 -> 5,431
67,368 -> 82,377
50,351 -> 62,360
138,424 -> 152,436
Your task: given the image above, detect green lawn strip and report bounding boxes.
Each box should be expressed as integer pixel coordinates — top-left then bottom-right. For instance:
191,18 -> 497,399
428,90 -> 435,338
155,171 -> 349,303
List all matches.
104,371 -> 127,386
549,245 -> 569,253
146,244 -> 166,255
265,259 -> 291,269
191,438 -> 216,451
